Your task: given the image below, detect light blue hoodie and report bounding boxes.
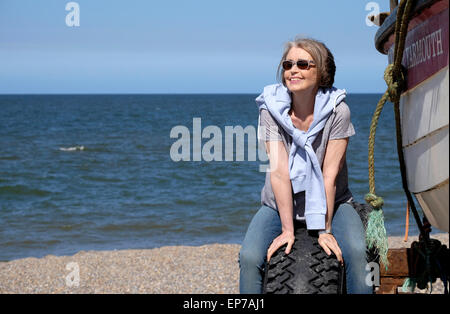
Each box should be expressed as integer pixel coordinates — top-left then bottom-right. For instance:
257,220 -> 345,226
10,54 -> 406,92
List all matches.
256,84 -> 347,230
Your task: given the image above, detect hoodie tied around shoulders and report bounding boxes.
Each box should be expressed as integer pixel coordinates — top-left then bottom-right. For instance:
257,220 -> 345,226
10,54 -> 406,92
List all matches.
256,84 -> 347,230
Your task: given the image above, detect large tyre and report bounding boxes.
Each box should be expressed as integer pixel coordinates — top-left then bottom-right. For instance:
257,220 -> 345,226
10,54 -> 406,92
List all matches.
262,223 -> 345,294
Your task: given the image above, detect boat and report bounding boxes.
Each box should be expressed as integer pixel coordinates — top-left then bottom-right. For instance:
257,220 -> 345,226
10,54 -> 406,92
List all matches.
374,0 -> 449,232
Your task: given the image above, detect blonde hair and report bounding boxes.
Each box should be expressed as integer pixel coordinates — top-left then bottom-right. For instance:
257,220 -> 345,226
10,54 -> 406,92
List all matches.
277,36 -> 336,89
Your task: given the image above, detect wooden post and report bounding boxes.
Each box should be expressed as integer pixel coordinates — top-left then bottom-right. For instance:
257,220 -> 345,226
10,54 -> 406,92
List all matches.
377,248 -> 411,294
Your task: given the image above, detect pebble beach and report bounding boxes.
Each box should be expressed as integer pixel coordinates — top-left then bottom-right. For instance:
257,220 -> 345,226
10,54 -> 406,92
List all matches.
0,233 -> 448,294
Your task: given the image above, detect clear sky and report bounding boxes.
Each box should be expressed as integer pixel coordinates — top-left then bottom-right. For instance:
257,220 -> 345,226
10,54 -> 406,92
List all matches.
0,0 -> 392,94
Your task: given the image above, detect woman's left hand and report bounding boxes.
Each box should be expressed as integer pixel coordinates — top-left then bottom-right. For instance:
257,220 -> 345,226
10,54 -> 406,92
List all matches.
318,233 -> 344,265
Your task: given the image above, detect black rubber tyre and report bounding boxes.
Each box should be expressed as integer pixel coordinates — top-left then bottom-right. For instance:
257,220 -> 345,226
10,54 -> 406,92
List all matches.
262,223 -> 345,294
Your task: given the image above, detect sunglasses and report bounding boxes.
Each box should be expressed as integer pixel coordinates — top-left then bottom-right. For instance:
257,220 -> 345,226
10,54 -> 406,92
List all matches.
282,59 -> 316,71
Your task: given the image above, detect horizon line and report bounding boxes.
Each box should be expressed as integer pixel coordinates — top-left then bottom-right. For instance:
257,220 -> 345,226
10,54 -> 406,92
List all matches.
0,92 -> 386,96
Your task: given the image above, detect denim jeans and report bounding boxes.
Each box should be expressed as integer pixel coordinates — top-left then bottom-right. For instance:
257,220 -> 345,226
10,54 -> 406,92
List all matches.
239,202 -> 373,294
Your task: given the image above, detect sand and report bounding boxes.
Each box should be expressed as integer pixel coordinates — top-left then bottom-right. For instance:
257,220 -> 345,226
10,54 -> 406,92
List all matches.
0,233 -> 448,294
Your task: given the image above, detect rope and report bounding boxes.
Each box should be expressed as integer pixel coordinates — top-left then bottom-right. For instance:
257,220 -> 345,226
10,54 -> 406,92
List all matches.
365,0 -> 417,269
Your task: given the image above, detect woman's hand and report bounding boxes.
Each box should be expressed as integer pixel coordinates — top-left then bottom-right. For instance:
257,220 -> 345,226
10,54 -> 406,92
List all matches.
267,230 -> 295,262
318,233 -> 343,265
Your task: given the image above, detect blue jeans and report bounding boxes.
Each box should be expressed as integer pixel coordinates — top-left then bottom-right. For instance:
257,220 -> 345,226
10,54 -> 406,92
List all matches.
239,202 -> 373,294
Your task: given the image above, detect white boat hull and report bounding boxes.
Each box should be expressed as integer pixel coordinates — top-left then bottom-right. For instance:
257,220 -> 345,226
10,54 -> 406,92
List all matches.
415,181 -> 449,232
401,67 -> 449,232
378,1 -> 449,232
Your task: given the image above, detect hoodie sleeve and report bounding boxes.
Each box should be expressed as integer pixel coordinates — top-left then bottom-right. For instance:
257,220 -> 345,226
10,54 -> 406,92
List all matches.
259,109 -> 283,141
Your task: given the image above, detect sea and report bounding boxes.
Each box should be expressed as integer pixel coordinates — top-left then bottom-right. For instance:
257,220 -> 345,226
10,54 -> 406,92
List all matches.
0,94 -> 431,261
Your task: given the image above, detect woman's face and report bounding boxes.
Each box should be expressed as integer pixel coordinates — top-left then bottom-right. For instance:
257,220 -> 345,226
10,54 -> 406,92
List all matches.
283,47 -> 319,94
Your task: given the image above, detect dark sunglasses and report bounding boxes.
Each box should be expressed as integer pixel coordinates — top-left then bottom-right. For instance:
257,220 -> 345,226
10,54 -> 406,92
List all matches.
282,59 -> 316,71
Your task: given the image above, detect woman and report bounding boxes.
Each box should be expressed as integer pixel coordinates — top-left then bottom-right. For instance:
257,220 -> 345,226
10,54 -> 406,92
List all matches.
239,37 -> 372,294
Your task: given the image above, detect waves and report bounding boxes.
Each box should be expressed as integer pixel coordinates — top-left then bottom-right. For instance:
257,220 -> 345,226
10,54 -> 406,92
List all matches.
0,155 -> 20,161
59,146 -> 85,151
0,184 -> 52,197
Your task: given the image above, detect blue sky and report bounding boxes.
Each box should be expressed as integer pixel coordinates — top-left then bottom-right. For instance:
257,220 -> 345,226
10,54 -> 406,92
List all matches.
0,0 -> 391,94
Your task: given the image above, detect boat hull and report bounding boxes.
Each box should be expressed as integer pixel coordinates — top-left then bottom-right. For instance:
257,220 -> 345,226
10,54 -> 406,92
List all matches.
375,0 -> 449,232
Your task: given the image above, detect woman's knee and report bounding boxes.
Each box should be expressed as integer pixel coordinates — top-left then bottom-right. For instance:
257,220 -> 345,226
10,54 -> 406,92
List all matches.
333,203 -> 365,237
239,205 -> 280,269
239,246 -> 265,270
346,240 -> 367,260
338,226 -> 366,253
339,233 -> 368,269
332,204 -> 367,258
333,202 -> 360,223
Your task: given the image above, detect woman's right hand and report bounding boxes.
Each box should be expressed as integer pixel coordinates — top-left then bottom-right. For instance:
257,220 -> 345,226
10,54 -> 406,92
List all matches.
266,230 -> 295,262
